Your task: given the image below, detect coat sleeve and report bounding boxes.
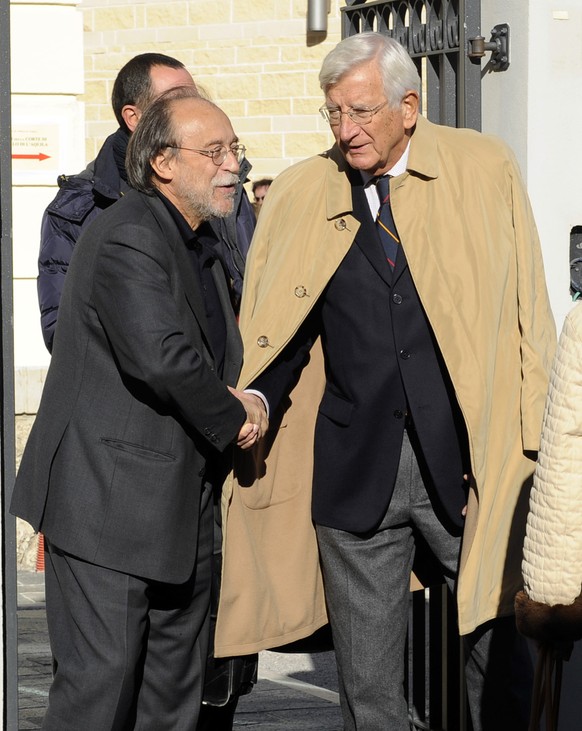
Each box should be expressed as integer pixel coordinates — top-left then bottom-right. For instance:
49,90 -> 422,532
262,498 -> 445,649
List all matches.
521,305 -> 582,607
38,207 -> 79,353
507,148 -> 556,450
37,177 -> 100,353
92,219 -> 246,451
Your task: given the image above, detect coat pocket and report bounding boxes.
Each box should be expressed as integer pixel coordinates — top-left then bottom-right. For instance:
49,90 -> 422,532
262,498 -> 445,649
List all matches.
100,437 -> 176,462
318,389 -> 355,426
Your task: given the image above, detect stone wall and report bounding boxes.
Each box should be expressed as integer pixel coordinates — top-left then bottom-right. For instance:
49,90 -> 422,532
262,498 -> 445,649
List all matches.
80,0 -> 343,181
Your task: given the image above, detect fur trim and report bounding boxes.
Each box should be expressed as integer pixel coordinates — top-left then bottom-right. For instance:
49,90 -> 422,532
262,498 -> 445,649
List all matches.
515,590 -> 582,643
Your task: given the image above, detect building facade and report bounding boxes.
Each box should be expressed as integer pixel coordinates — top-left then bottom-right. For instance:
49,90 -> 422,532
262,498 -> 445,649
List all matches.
5,0 -> 582,725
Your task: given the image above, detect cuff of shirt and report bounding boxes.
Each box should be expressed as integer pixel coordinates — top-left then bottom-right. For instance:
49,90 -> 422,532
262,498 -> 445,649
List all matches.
244,389 -> 270,419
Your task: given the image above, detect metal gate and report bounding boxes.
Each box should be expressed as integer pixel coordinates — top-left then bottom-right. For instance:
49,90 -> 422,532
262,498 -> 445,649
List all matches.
0,0 -> 19,727
341,0 -> 483,130
340,2 -> 484,729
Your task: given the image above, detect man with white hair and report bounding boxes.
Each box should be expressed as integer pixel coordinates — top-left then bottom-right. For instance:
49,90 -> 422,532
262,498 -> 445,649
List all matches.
217,32 -> 556,731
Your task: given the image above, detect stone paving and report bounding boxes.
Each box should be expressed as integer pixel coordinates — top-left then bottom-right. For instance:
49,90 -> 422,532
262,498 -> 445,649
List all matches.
16,570 -> 342,730
17,608 -> 52,730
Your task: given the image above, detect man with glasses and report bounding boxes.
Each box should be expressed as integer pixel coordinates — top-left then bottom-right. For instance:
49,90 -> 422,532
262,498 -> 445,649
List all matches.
217,32 -> 556,731
12,87 -> 267,731
38,53 -> 255,353
36,53 -> 257,731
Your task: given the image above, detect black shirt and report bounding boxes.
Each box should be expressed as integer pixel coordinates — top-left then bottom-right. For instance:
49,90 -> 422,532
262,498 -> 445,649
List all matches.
156,191 -> 227,377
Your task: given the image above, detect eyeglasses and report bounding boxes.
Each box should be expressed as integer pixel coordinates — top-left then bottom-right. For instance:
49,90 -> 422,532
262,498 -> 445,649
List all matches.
319,101 -> 389,126
167,143 -> 246,166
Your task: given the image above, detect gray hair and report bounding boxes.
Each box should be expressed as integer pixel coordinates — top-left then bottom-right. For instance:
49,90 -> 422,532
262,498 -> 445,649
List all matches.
319,32 -> 420,108
126,85 -> 203,194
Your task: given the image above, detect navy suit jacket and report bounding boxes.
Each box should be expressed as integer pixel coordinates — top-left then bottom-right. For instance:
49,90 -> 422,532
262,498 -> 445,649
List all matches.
255,169 -> 469,534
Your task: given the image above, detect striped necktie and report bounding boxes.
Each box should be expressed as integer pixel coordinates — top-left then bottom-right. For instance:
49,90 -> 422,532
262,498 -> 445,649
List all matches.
375,175 -> 399,269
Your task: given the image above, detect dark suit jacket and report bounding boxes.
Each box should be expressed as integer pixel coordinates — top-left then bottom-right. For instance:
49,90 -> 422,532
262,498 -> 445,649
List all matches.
12,189 -> 246,583
255,170 -> 469,534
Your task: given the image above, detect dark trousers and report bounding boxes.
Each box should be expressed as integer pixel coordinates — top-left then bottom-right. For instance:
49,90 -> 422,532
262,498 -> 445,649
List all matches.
42,482 -> 214,731
316,429 -> 532,731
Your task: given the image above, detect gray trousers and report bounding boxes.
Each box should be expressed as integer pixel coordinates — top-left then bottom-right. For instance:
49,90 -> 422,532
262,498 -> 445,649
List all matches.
316,430 -> 532,731
42,482 -> 214,731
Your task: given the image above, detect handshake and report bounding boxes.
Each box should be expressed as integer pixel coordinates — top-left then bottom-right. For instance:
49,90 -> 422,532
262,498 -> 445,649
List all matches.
229,387 -> 269,450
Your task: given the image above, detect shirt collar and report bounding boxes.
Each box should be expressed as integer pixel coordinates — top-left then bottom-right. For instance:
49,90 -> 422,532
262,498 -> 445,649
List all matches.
155,189 -> 197,244
361,139 -> 411,187
154,190 -> 220,254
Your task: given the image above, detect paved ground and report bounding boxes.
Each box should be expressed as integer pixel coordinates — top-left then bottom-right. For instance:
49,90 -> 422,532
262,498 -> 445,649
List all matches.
16,570 -> 342,730
20,571 -> 582,731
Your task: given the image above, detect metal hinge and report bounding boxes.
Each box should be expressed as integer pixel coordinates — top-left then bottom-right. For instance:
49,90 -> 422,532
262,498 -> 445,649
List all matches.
467,23 -> 510,71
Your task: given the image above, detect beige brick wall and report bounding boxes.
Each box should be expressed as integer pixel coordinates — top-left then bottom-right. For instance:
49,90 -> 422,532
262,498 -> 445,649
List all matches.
80,0 -> 344,182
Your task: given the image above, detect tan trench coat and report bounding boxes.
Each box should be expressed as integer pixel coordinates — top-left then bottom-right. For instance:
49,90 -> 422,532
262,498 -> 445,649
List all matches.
215,115 -> 556,657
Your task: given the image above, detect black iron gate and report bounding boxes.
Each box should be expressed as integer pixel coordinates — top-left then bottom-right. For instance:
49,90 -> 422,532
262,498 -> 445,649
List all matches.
341,0 -> 482,130
0,0 -> 19,727
340,2 -> 484,729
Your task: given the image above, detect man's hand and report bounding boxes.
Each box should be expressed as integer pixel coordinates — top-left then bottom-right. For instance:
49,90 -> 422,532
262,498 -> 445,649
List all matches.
229,387 -> 269,449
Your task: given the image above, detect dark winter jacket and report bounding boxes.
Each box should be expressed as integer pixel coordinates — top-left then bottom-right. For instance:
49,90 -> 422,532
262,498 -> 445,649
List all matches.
38,130 -> 129,352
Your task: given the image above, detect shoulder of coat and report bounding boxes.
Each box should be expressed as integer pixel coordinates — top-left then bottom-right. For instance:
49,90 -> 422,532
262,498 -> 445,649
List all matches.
431,120 -> 514,171
267,149 -> 338,194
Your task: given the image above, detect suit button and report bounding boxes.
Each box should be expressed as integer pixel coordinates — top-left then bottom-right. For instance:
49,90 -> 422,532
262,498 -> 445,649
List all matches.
198,468 -> 205,477
257,335 -> 270,348
393,409 -> 404,419
400,349 -> 410,359
392,293 -> 402,304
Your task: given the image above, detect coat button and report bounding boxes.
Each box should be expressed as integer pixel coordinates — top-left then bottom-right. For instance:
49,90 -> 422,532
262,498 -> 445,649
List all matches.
393,409 -> 404,419
294,285 -> 308,298
399,349 -> 410,360
334,219 -> 347,231
392,293 -> 403,304
257,335 -> 270,348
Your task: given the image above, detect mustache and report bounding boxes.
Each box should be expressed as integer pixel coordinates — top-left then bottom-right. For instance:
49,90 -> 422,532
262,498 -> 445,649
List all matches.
212,173 -> 239,188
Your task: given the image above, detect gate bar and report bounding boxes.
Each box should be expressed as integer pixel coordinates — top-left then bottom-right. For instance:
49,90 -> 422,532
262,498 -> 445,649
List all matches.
0,0 -> 19,726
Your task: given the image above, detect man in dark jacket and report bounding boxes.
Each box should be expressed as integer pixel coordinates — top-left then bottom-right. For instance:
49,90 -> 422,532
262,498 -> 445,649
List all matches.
13,87 -> 267,731
35,53 -> 257,729
38,52 -> 255,352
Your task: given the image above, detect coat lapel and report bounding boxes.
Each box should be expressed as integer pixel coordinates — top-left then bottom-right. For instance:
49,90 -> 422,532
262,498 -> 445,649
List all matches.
390,115 -> 439,288
144,194 -> 216,360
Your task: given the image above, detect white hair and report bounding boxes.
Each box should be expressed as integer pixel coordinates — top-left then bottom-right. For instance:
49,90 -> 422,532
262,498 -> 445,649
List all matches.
319,32 -> 420,108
